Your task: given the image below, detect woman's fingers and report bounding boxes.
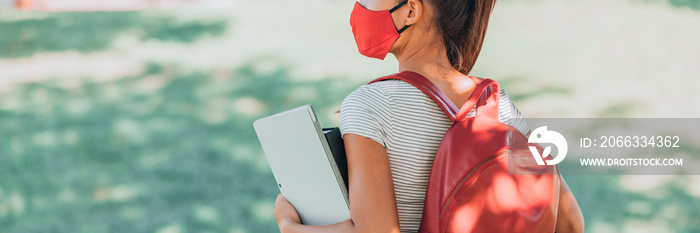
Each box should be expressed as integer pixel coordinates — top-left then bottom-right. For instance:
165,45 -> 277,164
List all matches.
274,194 -> 301,226
275,194 -> 286,206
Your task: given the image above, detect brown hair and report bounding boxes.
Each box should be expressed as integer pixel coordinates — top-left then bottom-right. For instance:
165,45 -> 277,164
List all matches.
427,0 -> 497,75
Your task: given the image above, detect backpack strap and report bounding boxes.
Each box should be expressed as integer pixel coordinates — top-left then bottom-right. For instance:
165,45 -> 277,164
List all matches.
369,71 -> 501,122
455,78 -> 500,121
369,71 -> 459,122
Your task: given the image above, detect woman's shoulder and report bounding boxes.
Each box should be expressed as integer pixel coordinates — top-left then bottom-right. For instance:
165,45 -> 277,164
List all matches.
349,79 -> 416,96
340,80 -> 410,146
341,79 -> 416,107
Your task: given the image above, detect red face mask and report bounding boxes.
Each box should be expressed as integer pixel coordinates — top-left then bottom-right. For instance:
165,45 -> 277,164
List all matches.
350,1 -> 411,60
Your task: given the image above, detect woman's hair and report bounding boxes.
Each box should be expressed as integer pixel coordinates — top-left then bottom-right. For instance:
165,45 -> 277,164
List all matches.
427,0 -> 497,75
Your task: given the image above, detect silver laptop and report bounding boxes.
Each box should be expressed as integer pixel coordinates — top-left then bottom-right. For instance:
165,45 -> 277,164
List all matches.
253,104 -> 350,226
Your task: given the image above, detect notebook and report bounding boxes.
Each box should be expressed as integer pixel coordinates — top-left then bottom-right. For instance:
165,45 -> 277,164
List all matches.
253,104 -> 349,225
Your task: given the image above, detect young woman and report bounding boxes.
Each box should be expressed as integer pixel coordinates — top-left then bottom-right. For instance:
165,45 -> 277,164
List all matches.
274,0 -> 585,232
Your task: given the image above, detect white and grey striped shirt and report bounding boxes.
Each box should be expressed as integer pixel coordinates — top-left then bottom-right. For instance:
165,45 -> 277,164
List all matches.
339,79 -> 529,232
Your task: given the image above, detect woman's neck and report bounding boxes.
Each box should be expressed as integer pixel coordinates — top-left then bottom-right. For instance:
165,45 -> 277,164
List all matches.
394,37 -> 464,81
392,37 -> 478,109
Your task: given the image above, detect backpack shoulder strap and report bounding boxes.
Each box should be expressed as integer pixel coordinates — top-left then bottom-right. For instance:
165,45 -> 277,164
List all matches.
368,71 -> 459,122
455,78 -> 500,121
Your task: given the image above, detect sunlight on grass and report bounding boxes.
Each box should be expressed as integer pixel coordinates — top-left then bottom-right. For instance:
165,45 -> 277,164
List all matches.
57,188 -> 77,203
251,201 -> 275,222
193,205 -> 220,223
231,96 -> 267,117
230,145 -> 270,173
113,119 -> 147,143
9,191 -> 25,216
626,201 -> 653,215
93,185 -> 142,203
32,131 -> 57,147
589,221 -> 617,233
120,206 -> 146,220
138,151 -> 172,169
686,177 -> 700,198
228,227 -> 247,233
155,223 -> 184,233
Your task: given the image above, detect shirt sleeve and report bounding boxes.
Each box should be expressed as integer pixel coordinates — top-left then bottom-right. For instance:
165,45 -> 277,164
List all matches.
499,89 -> 531,136
339,84 -> 393,148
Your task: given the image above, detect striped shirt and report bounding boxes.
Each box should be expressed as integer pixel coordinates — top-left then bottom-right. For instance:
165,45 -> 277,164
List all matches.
339,79 -> 530,232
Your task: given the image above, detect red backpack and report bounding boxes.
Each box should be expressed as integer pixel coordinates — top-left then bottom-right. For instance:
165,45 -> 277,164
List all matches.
370,71 -> 559,233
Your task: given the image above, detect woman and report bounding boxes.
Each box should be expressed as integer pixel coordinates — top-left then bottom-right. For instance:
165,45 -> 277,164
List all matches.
274,0 -> 585,232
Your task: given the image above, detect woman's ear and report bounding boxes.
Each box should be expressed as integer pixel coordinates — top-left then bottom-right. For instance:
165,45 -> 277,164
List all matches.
403,0 -> 423,26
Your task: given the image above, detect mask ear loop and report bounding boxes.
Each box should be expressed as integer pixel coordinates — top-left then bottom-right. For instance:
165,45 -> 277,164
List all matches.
397,25 -> 411,33
388,0 -> 408,12
389,1 -> 412,34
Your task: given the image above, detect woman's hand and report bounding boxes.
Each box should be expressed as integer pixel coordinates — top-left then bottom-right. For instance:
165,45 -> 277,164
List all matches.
274,194 -> 301,231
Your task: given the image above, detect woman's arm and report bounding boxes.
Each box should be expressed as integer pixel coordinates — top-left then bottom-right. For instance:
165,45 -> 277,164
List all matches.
275,133 -> 401,233
528,127 -> 583,232
555,176 -> 585,233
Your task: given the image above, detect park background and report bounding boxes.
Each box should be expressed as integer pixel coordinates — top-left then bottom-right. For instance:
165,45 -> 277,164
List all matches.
1,0 -> 700,232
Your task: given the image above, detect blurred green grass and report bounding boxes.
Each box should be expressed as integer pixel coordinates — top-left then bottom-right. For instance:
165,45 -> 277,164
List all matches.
0,12 -> 227,58
0,59 -> 358,232
0,0 -> 699,232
